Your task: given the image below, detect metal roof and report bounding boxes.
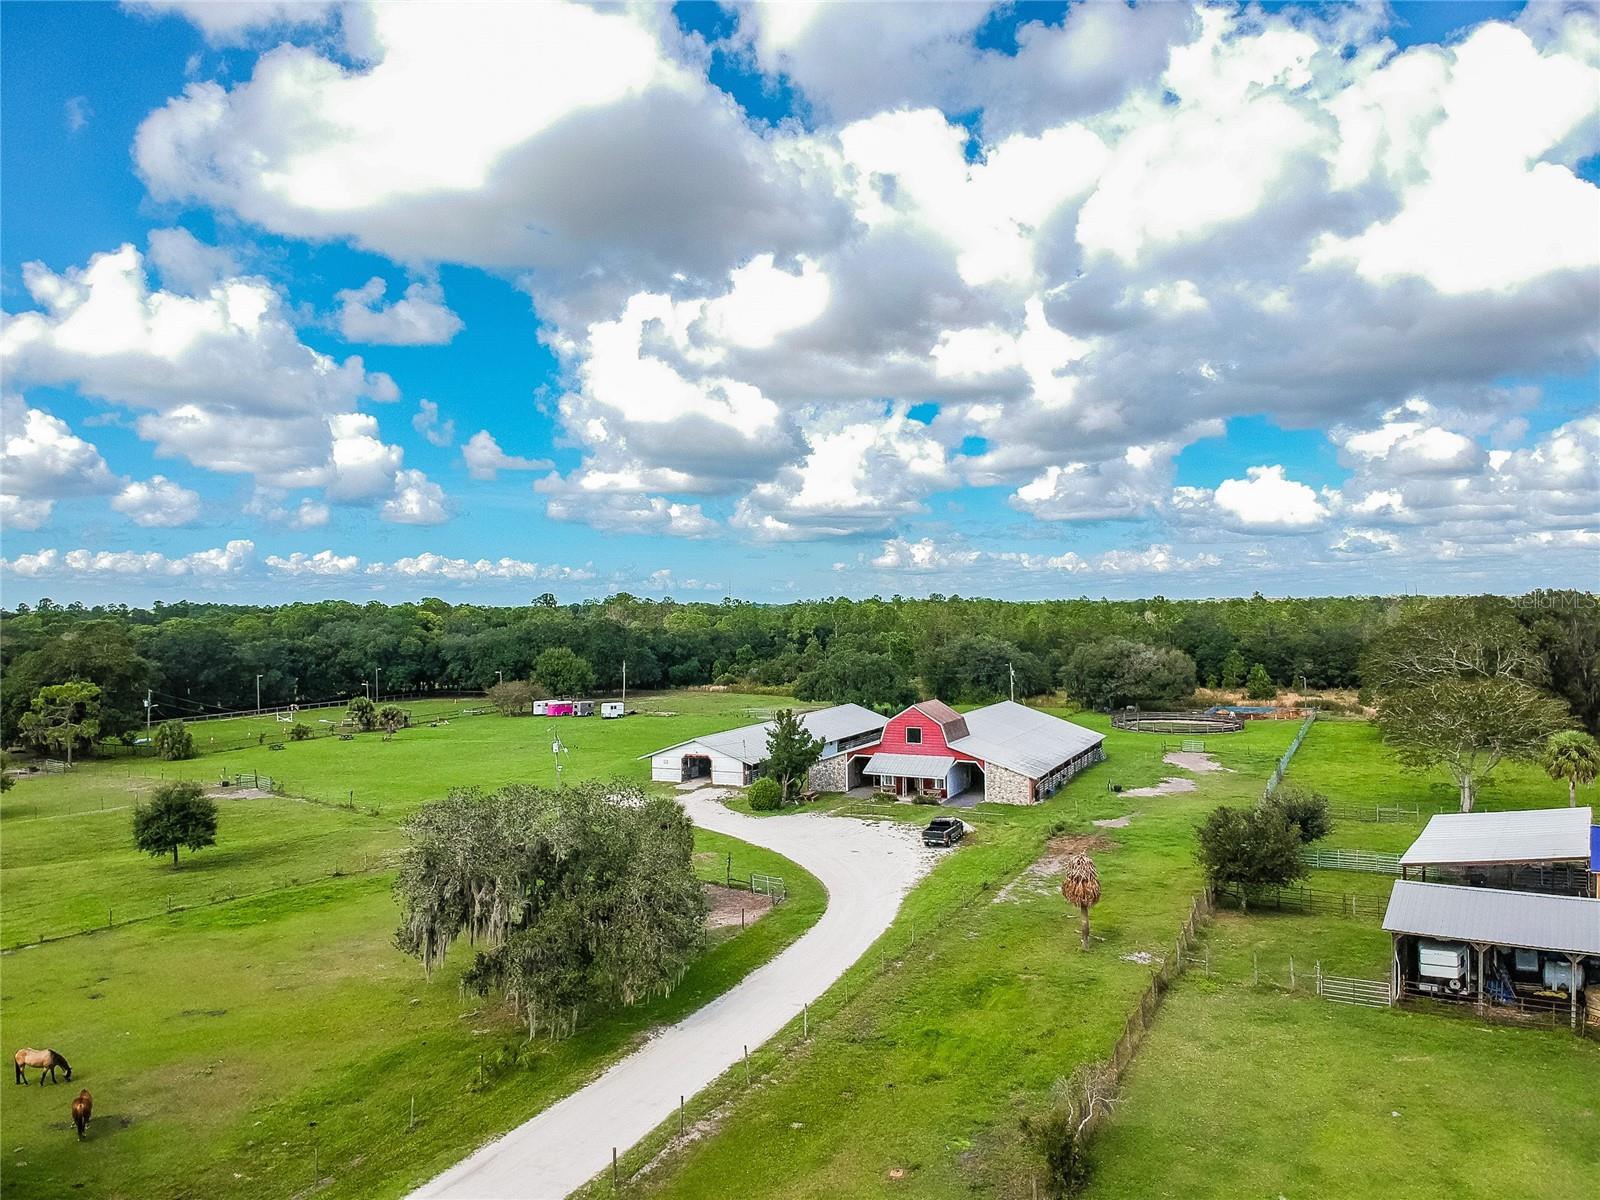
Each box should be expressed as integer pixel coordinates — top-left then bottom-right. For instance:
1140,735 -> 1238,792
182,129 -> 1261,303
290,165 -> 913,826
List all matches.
644,703 -> 886,765
1399,806 -> 1594,867
1382,881 -> 1600,956
948,701 -> 1104,779
913,700 -> 969,741
863,752 -> 957,778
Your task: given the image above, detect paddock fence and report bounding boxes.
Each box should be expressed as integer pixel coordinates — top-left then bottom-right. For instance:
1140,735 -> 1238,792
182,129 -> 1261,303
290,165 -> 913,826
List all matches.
1214,882 -> 1387,923
0,853 -> 401,953
1301,847 -> 1401,875
1262,709 -> 1318,799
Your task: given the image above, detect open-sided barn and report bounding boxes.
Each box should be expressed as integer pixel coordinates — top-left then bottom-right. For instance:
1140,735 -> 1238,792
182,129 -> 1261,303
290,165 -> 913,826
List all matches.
1383,880 -> 1600,1030
645,703 -> 885,789
1400,806 -> 1595,896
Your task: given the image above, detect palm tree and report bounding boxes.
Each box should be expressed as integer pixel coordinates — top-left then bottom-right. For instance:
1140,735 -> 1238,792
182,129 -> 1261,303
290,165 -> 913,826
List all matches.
1542,730 -> 1600,807
1061,854 -> 1101,951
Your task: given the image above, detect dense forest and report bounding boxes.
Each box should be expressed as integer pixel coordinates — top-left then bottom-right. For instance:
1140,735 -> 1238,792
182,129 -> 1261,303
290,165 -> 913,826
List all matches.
2,590 -> 1596,744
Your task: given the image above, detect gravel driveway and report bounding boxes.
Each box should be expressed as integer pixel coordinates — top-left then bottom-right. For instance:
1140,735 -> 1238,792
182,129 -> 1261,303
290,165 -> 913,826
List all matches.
410,787 -> 936,1199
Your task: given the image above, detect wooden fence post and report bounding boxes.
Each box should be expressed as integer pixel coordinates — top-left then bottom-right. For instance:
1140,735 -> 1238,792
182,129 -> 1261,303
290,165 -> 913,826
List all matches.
1253,952 -> 1259,987
1289,956 -> 1296,991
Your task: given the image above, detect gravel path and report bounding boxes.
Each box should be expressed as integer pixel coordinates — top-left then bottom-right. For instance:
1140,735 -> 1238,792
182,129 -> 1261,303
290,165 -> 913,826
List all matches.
410,787 -> 936,1200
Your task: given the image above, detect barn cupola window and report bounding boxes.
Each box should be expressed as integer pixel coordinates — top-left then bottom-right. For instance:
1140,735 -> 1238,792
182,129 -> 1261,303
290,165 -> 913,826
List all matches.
907,727 -> 922,744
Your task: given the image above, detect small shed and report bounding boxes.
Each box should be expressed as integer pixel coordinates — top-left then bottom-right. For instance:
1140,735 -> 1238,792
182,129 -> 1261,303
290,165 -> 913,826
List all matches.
1399,806 -> 1594,896
1383,880 -> 1600,1030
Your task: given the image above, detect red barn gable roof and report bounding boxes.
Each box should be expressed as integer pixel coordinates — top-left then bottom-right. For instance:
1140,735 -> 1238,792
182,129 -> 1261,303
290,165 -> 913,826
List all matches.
913,699 -> 969,742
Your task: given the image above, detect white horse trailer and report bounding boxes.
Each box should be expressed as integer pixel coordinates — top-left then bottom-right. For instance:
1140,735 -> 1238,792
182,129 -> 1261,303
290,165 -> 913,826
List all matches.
601,702 -> 625,719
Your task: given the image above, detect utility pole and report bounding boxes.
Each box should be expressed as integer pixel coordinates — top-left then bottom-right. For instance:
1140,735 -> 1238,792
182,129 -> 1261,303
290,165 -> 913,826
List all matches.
256,674 -> 263,714
496,669 -> 503,687
622,659 -> 627,708
144,689 -> 153,736
1008,661 -> 1015,703
374,666 -> 381,703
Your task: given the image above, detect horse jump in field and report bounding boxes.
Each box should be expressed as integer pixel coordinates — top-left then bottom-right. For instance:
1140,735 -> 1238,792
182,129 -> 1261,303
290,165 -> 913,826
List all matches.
13,1048 -> 72,1085
72,1089 -> 93,1139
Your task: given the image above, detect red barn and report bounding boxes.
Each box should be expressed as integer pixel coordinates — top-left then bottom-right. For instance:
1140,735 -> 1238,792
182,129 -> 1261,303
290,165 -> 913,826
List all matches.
847,700 -> 1104,805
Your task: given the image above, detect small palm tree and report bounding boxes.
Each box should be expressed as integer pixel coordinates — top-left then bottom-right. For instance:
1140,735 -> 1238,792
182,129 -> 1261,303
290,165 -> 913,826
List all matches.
1061,854 -> 1101,951
1542,730 -> 1600,807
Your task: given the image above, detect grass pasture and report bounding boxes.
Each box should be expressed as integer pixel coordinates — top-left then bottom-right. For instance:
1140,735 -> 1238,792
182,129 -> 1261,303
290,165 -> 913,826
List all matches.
0,691 -> 825,1200
580,713 -> 1309,1199
4,697 -> 1596,1200
1082,981 -> 1600,1200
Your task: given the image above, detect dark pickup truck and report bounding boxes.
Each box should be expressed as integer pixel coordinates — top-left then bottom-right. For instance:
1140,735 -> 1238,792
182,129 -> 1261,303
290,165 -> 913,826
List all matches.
922,816 -> 967,848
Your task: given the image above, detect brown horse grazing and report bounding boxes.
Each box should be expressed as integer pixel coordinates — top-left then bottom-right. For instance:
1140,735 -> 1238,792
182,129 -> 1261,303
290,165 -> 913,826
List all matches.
13,1048 -> 72,1085
72,1089 -> 93,1140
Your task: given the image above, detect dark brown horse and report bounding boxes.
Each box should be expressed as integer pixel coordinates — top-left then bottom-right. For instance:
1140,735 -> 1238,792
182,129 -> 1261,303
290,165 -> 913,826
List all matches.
13,1048 -> 71,1085
72,1089 -> 92,1140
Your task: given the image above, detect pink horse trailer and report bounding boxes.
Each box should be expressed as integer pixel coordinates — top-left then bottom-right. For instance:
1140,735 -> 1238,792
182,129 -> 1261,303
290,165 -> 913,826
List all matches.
547,700 -> 575,717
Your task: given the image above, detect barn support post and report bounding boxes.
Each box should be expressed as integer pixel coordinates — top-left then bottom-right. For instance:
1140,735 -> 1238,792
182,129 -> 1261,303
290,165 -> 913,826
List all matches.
1568,955 -> 1584,1032
1472,943 -> 1488,1014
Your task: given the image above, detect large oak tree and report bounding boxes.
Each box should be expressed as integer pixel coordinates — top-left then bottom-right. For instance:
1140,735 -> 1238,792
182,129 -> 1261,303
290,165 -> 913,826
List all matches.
1365,598 -> 1571,811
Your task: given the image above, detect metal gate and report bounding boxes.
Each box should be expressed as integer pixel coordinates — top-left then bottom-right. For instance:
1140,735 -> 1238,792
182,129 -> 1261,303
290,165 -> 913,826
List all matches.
1317,973 -> 1392,1008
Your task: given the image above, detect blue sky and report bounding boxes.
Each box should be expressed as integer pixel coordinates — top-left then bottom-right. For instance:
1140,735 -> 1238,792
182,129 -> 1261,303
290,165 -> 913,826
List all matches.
1,1 -> 1595,605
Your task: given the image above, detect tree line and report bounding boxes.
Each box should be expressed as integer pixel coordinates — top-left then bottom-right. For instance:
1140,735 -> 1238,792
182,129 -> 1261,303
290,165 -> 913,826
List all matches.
3,590 -> 1595,747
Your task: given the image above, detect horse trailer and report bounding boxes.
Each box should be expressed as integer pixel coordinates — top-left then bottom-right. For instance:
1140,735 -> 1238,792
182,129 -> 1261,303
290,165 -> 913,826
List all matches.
601,702 -> 625,719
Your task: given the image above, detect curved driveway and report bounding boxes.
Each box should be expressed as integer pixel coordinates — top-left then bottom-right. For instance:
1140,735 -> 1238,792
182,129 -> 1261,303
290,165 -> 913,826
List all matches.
411,788 -> 936,1199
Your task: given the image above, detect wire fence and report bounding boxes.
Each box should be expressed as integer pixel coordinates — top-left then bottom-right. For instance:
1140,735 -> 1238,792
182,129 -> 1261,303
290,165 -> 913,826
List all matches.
1214,881 -> 1388,922
1262,710 -> 1318,799
0,854 -> 400,953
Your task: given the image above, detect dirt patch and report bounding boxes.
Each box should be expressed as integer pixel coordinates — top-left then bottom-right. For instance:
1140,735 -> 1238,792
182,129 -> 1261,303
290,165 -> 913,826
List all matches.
1093,813 -> 1139,829
1163,750 -> 1230,773
702,883 -> 773,930
993,833 -> 1114,904
1121,776 -> 1197,797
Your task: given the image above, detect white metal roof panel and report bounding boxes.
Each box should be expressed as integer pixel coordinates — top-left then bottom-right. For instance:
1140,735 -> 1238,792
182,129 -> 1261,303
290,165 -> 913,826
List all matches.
948,701 -> 1104,778
1399,806 -> 1593,867
1382,881 -> 1600,956
863,752 -> 957,778
644,703 -> 885,766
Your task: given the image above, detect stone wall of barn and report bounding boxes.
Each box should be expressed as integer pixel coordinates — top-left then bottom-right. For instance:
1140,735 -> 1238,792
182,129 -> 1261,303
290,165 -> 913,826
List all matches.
984,762 -> 1036,805
808,752 -> 850,793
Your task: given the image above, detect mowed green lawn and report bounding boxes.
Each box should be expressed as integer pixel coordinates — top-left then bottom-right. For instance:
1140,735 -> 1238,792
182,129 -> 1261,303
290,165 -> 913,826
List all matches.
0,692 -> 825,1200
1083,983 -> 1600,1200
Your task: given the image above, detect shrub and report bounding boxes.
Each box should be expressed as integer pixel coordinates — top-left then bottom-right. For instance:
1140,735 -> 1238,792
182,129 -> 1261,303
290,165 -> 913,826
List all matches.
1196,804 -> 1306,906
747,777 -> 782,811
288,722 -> 314,741
1263,785 -> 1333,843
1245,663 -> 1276,701
153,719 -> 195,761
347,695 -> 378,731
